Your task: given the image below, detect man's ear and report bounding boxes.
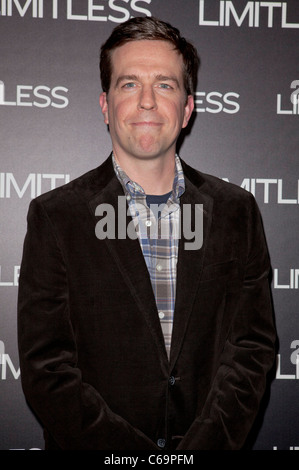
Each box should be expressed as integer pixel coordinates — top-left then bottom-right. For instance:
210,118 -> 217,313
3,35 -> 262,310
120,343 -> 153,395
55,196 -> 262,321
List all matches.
99,92 -> 109,125
182,95 -> 194,129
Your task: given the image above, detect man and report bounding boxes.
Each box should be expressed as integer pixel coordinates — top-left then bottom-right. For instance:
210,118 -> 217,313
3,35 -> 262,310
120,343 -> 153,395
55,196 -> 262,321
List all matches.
18,17 -> 276,450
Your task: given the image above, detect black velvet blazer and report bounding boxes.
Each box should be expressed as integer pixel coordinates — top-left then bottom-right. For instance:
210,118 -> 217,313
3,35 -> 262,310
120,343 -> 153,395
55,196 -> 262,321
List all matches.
17,155 -> 276,450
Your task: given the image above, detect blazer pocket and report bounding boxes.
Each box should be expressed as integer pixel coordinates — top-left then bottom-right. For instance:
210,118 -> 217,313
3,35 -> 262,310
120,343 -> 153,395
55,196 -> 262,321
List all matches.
199,259 -> 240,292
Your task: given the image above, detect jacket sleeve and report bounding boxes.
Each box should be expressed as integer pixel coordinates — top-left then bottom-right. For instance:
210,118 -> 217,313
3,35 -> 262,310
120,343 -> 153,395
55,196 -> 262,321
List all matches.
17,198 -> 158,450
176,194 -> 277,450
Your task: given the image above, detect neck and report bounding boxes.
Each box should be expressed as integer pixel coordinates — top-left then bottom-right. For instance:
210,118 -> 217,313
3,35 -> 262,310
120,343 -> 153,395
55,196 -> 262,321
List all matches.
114,153 -> 176,195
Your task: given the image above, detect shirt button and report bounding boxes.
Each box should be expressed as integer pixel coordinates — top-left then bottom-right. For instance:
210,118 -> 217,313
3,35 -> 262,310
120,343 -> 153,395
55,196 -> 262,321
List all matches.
126,194 -> 131,201
145,220 -> 152,227
157,438 -> 166,448
158,311 -> 165,319
156,264 -> 163,272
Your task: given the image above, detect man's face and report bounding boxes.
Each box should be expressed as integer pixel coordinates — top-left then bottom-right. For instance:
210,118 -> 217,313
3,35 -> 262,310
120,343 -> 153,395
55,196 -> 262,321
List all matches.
100,40 -> 194,164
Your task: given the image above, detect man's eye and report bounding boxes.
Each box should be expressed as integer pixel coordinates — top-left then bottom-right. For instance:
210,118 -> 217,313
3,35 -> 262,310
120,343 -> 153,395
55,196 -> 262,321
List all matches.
123,83 -> 136,89
159,83 -> 172,89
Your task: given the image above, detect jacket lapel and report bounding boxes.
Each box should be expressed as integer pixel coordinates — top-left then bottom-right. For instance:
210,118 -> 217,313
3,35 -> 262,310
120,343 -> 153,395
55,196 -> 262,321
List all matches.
169,167 -> 213,369
88,166 -> 169,366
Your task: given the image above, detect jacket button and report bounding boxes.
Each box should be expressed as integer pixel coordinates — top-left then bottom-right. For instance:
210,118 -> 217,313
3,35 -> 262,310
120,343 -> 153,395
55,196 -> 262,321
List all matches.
169,376 -> 176,386
157,438 -> 166,448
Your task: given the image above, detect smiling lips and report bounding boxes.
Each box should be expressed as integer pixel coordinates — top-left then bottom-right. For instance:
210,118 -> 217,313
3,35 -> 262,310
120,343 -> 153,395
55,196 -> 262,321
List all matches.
131,121 -> 162,127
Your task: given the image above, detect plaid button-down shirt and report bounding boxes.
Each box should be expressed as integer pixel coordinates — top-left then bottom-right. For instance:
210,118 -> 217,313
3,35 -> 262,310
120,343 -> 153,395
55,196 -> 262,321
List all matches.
113,154 -> 185,358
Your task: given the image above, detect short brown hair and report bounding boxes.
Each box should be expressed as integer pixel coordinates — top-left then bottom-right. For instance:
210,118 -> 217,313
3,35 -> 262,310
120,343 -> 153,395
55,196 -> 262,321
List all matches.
100,16 -> 200,96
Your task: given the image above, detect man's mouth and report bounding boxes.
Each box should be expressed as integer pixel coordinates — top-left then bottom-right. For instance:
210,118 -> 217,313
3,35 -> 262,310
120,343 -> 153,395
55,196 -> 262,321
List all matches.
131,121 -> 162,127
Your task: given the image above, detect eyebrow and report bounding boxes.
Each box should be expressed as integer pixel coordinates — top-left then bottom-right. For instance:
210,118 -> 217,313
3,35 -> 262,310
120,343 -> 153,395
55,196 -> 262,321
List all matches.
115,75 -> 139,88
156,75 -> 181,88
114,74 -> 181,89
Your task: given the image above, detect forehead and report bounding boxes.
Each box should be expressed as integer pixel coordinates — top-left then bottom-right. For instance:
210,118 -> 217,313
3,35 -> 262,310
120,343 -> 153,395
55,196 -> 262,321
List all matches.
110,40 -> 184,80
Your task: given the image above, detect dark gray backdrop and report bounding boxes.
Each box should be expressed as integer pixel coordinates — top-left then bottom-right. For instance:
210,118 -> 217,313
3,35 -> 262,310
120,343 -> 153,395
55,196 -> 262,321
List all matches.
0,0 -> 298,450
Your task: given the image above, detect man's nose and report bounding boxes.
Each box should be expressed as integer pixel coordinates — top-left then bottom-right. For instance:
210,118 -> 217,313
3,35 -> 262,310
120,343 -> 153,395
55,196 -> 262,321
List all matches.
138,86 -> 157,110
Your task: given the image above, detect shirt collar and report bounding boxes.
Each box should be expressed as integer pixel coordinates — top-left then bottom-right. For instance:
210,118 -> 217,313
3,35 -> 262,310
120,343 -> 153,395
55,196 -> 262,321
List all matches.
112,153 -> 185,203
